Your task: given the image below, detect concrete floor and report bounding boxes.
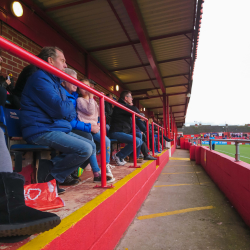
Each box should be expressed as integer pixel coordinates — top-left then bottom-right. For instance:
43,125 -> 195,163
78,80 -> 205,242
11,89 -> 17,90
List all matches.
115,149 -> 250,250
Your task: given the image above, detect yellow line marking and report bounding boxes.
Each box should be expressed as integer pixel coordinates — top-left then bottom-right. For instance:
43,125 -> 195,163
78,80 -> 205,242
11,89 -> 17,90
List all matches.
18,161 -> 154,250
165,165 -> 192,167
161,172 -> 201,175
170,157 -> 190,161
156,149 -> 168,156
154,182 -> 209,187
137,206 -> 215,220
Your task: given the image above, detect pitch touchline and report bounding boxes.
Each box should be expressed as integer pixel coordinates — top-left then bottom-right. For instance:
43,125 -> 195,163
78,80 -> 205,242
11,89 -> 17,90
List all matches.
216,149 -> 250,160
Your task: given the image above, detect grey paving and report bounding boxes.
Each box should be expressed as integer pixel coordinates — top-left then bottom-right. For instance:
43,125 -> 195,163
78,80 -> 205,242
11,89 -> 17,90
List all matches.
115,149 -> 250,250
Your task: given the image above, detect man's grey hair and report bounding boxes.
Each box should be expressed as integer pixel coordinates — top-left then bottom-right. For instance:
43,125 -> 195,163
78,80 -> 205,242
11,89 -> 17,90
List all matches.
37,46 -> 63,62
64,68 -> 77,77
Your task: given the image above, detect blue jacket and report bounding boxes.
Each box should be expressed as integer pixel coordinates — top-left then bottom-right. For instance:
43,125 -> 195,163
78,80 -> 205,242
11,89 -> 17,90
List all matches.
64,89 -> 91,133
20,69 -> 76,141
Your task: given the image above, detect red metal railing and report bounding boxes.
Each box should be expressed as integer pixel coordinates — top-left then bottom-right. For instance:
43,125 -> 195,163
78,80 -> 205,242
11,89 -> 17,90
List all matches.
0,36 -> 152,187
151,122 -> 165,157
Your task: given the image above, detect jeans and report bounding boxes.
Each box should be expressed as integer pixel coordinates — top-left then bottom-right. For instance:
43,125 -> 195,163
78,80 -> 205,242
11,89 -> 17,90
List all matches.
30,131 -> 98,182
110,132 -> 143,159
72,129 -> 100,173
130,132 -> 142,158
92,131 -> 110,163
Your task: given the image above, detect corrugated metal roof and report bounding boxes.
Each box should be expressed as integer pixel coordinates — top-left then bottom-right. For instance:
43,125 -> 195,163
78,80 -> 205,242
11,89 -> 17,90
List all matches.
137,0 -> 195,37
147,89 -> 163,96
47,0 -> 129,50
91,46 -> 142,71
33,0 -> 73,9
164,75 -> 189,86
110,0 -> 139,41
134,44 -> 149,64
166,86 -> 187,94
169,94 -> 186,106
113,67 -> 149,82
140,98 -> 163,108
29,0 -> 203,127
144,65 -> 156,80
126,81 -> 154,91
152,35 -> 192,61
172,105 -> 186,113
159,60 -> 190,77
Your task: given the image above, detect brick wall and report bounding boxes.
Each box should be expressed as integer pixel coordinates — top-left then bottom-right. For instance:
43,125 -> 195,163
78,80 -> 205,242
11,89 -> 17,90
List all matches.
0,21 -> 118,100
0,23 -> 41,82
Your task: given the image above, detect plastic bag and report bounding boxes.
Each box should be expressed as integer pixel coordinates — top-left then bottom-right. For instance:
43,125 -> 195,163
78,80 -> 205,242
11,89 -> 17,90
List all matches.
24,179 -> 65,211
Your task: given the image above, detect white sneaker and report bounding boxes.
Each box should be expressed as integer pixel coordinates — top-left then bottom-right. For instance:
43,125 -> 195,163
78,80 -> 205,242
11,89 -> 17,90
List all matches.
120,158 -> 127,164
112,154 -> 126,166
106,164 -> 114,178
106,163 -> 115,169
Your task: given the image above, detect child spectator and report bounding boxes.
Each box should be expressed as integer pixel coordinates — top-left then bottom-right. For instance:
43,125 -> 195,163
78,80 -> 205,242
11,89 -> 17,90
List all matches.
77,79 -> 116,171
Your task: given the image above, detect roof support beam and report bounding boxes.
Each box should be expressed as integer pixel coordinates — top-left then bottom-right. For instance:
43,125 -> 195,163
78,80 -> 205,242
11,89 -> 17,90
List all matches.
88,29 -> 193,53
131,83 -> 189,95
135,92 -> 187,101
107,0 -> 162,102
149,104 -> 186,110
111,56 -> 190,72
45,0 -> 94,12
124,73 -> 190,85
122,0 -> 165,94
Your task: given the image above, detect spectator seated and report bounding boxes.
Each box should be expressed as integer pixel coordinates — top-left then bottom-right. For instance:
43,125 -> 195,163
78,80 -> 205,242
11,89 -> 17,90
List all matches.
0,106 -> 53,173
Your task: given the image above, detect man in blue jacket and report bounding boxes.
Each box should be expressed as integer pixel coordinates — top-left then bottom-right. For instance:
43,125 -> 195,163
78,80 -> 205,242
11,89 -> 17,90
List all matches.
21,47 -> 97,193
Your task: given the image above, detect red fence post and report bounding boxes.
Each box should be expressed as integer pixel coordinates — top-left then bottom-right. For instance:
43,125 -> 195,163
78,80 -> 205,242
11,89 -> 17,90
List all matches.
146,120 -> 149,150
152,122 -> 155,157
157,126 -> 160,152
99,96 -> 107,187
132,113 -> 137,168
162,128 -> 164,149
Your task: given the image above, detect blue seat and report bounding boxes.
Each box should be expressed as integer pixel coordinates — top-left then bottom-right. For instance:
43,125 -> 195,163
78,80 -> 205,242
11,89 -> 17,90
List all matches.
0,106 -> 52,172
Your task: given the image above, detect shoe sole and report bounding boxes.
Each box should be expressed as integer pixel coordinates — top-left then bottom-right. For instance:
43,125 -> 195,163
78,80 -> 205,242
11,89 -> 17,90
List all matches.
0,216 -> 61,237
93,177 -> 115,183
112,155 -> 126,166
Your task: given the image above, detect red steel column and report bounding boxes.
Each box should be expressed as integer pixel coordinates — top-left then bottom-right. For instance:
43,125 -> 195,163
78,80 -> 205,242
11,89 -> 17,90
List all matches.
132,113 -> 137,168
99,96 -> 107,187
152,122 -> 155,156
161,127 -> 164,149
157,126 -> 160,152
167,95 -> 170,138
170,108 -> 173,139
146,120 -> 149,149
163,93 -> 167,136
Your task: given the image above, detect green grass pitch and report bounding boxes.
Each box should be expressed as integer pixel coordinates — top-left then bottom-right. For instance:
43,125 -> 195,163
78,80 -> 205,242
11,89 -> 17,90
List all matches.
201,143 -> 250,164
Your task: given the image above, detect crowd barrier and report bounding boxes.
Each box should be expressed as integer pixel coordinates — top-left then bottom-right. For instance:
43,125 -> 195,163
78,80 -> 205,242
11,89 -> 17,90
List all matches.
0,36 -> 168,186
189,144 -> 250,227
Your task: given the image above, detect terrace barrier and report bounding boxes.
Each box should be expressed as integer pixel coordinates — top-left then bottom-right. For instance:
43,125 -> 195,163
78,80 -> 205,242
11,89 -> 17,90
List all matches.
189,144 -> 250,228
189,138 -> 250,162
0,36 -> 166,187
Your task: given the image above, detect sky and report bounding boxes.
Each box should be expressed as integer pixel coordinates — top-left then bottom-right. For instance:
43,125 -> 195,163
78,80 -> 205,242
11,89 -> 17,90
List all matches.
185,0 -> 250,126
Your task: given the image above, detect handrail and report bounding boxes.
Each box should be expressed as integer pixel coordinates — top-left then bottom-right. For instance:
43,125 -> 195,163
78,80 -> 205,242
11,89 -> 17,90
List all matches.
0,36 -> 153,187
188,138 -> 250,162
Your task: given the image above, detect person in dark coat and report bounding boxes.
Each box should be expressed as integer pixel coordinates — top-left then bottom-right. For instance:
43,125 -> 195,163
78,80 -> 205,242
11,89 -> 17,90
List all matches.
105,93 -> 113,127
11,64 -> 38,109
21,46 -> 97,194
0,56 -> 14,106
109,90 -> 143,165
